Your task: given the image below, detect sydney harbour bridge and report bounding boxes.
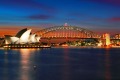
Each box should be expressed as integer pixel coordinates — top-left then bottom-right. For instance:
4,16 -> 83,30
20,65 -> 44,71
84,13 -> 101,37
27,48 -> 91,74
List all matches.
35,25 -> 101,43
36,25 -> 100,38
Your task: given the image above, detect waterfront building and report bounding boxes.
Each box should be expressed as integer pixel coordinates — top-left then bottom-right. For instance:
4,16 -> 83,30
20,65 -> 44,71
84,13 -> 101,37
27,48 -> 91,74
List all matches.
4,28 -> 40,44
114,34 -> 120,39
111,34 -> 120,46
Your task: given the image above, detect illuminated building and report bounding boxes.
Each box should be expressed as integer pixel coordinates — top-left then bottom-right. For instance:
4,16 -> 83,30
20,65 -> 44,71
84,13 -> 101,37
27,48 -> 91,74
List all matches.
112,34 -> 120,46
98,40 -> 102,46
4,28 -> 40,44
114,34 -> 120,39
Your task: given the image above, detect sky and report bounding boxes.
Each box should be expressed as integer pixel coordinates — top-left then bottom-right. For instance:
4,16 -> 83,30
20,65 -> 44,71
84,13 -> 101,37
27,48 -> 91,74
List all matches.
0,0 -> 120,36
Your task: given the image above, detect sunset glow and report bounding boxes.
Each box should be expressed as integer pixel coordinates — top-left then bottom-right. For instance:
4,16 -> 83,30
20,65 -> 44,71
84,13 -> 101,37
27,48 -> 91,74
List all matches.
0,0 -> 120,36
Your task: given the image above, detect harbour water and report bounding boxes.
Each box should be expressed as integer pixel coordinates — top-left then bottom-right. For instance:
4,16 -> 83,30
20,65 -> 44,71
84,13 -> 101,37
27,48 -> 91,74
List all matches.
0,47 -> 120,80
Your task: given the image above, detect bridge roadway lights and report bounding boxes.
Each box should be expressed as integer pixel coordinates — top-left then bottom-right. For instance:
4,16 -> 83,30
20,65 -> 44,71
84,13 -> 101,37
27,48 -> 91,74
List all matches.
36,26 -> 100,39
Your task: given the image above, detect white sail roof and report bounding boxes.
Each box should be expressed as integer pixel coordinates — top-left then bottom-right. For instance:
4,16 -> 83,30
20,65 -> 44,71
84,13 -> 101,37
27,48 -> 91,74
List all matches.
4,28 -> 40,44
19,29 -> 31,44
10,37 -> 19,43
29,34 -> 37,43
4,35 -> 12,44
36,36 -> 40,42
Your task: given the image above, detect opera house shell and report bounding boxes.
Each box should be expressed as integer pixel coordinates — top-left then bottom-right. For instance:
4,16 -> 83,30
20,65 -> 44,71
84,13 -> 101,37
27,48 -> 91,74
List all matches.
4,28 -> 40,44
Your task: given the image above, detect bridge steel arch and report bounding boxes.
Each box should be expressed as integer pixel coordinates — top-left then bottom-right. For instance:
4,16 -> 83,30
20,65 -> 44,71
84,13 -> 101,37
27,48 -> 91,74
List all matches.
35,26 -> 100,38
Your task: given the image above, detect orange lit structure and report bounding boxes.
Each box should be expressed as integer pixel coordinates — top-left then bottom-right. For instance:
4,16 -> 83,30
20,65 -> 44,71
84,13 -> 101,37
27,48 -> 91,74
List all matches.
102,33 -> 111,46
105,33 -> 111,46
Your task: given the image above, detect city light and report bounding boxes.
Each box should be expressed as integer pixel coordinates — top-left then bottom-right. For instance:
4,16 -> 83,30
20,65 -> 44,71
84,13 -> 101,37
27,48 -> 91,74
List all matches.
0,26 -> 120,48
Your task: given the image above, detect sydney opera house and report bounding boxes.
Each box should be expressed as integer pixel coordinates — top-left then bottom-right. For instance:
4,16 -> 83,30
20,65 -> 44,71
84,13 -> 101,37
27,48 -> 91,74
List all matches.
4,28 -> 40,44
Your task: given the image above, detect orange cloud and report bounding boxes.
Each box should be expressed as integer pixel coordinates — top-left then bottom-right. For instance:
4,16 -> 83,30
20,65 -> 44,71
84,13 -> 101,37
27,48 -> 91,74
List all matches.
0,26 -> 42,37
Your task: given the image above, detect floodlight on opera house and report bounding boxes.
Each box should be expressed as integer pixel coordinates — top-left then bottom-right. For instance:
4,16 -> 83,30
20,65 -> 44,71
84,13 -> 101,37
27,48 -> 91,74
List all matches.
4,28 -> 40,44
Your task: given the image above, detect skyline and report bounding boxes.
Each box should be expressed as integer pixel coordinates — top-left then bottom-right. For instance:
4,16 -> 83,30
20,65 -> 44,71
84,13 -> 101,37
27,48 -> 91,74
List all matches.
0,0 -> 120,36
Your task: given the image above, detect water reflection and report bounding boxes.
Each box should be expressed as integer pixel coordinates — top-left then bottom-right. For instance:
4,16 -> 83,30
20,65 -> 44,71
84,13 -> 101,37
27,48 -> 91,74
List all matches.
19,49 -> 31,80
3,51 -> 9,80
62,48 -> 70,80
0,48 -> 120,80
105,48 -> 111,80
19,49 -> 40,80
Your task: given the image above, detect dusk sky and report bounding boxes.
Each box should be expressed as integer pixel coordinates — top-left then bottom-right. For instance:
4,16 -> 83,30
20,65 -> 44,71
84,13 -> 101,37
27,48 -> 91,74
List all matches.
0,0 -> 120,36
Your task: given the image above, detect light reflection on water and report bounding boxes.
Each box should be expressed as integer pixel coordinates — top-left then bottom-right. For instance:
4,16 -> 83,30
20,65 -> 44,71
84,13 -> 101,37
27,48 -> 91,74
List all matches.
62,48 -> 70,80
0,48 -> 120,80
19,49 -> 36,80
105,49 -> 111,80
